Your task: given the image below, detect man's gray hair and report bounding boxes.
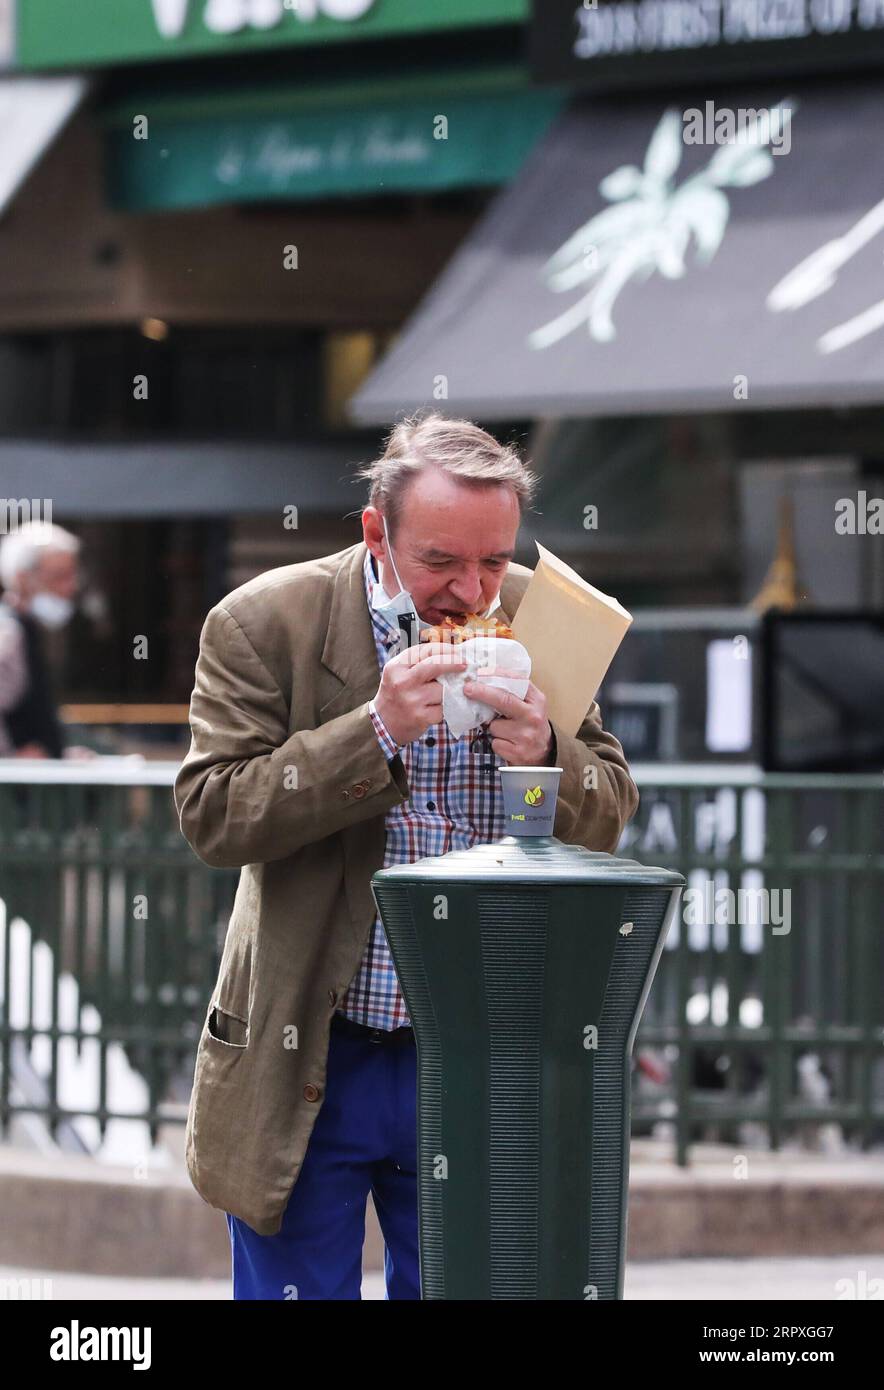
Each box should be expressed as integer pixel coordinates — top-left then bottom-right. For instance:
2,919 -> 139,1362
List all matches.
353,411 -> 539,535
0,521 -> 81,591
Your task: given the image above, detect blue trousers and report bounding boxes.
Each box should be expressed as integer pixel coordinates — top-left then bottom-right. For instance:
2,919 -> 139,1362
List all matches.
226,1020 -> 420,1299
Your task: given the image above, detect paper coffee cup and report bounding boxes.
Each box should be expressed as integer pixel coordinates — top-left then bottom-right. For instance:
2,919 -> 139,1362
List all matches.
498,766 -> 563,837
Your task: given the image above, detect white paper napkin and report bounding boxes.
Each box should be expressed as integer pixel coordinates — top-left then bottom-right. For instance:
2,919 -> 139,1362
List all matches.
436,636 -> 532,739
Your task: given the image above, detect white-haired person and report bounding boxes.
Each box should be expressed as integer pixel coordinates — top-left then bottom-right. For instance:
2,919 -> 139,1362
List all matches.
0,520 -> 86,759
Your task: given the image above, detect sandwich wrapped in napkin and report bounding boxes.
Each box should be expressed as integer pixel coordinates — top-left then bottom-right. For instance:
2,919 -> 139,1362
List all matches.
419,612 -> 532,739
419,542 -> 633,741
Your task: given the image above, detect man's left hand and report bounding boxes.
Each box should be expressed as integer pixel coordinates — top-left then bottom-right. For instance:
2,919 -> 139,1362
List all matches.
463,668 -> 555,765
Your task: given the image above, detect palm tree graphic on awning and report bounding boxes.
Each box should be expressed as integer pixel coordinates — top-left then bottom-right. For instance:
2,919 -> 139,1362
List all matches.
529,102 -> 794,348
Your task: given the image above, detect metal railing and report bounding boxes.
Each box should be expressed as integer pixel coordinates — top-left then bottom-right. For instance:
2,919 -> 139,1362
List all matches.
625,764 -> 884,1162
0,760 -> 238,1148
0,760 -> 881,1162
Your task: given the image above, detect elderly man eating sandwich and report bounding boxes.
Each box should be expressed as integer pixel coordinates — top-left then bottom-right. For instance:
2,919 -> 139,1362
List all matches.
174,410 -> 639,1300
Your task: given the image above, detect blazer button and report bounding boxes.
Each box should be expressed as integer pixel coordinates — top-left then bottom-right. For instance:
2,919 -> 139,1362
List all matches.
303,1084 -> 320,1102
352,784 -> 366,799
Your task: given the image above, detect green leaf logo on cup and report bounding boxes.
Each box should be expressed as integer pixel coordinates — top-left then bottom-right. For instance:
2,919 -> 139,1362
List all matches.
499,767 -> 563,837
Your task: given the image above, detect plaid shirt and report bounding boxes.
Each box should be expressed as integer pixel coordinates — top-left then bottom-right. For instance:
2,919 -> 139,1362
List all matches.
335,547 -> 510,1031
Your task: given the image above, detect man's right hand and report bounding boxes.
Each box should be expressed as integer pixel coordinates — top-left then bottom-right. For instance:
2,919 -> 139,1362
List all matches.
373,641 -> 468,746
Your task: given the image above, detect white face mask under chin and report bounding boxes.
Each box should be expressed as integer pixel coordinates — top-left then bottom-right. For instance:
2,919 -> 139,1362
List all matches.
370,518 -> 501,649
30,591 -> 74,629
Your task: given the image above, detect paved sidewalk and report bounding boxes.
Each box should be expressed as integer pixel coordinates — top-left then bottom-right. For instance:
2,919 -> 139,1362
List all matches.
2,1255 -> 880,1300
4,1138 -> 883,1278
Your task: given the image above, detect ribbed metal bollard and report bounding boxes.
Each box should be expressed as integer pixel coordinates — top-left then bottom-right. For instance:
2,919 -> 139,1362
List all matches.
370,766 -> 684,1300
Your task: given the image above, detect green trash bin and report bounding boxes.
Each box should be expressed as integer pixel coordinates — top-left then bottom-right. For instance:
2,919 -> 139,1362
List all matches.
370,765 -> 684,1301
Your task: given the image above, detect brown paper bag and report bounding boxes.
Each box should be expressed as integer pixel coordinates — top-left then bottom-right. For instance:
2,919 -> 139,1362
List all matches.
510,541 -> 632,736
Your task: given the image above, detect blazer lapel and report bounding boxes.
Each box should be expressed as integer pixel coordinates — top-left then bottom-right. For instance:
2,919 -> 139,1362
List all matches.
319,542 -> 380,721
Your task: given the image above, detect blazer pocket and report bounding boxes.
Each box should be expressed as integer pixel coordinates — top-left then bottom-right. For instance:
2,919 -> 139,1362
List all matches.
207,1002 -> 249,1049
211,914 -> 254,1044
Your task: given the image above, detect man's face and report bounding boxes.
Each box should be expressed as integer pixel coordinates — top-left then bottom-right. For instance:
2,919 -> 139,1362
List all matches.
363,470 -> 520,625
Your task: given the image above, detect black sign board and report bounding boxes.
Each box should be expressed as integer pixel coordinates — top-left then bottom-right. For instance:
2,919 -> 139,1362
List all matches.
761,612 -> 884,772
530,0 -> 884,89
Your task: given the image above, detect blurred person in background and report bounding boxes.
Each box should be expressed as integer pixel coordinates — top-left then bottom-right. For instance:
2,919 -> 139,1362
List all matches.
0,521 -> 94,760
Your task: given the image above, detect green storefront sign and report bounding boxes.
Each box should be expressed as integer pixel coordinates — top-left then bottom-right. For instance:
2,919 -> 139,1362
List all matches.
102,67 -> 564,208
18,0 -> 527,70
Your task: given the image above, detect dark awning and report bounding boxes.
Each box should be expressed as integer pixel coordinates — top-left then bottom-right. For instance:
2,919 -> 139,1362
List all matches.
349,77 -> 884,422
